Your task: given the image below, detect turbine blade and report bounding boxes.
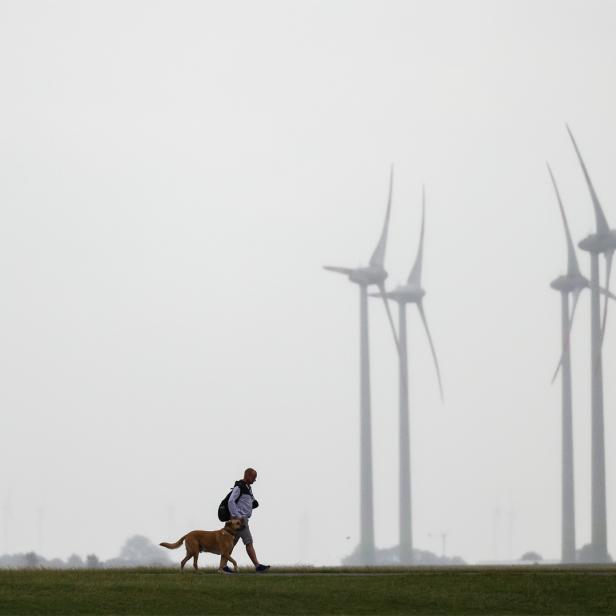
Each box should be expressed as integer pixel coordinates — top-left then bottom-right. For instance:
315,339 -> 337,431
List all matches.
551,289 -> 581,384
546,163 -> 581,277
600,250 -> 614,345
407,185 -> 426,285
377,283 -> 400,354
323,265 -> 353,276
369,166 -> 394,268
566,125 -> 610,235
598,285 -> 616,301
416,300 -> 444,401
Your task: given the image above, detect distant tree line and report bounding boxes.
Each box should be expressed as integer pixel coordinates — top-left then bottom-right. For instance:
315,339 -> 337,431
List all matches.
0,535 -> 171,569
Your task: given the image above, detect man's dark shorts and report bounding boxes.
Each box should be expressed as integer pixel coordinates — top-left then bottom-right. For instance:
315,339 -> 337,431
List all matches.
234,521 -> 253,546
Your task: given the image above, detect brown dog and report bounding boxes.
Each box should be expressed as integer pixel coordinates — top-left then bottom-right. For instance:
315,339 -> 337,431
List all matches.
159,519 -> 242,572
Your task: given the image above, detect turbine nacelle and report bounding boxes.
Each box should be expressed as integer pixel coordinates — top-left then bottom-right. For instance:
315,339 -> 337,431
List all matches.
349,265 -> 388,286
323,264 -> 388,287
578,230 -> 616,255
381,283 -> 426,304
550,273 -> 589,294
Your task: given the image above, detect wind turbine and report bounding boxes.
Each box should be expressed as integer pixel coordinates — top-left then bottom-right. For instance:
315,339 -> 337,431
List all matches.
568,126 -> 616,563
547,163 -> 586,564
324,168 -> 400,565
374,188 -> 443,563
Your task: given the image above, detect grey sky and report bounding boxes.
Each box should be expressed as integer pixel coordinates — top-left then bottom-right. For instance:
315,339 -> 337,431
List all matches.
1,0 -> 615,565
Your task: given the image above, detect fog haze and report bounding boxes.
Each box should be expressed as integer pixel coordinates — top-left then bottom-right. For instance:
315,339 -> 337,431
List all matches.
1,0 -> 615,566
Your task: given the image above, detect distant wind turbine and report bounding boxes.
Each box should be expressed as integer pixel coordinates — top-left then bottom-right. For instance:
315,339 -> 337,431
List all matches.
567,126 -> 616,563
548,164 -> 616,563
547,163 -> 586,564
373,188 -> 443,563
324,167 -> 400,565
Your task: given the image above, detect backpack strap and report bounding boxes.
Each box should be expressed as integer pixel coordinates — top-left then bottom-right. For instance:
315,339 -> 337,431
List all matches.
234,480 -> 252,499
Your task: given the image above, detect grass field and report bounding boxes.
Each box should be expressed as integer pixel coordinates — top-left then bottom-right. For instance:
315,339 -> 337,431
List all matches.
1,566 -> 615,615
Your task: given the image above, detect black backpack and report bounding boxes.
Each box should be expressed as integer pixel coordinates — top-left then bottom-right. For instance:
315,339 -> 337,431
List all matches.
217,481 -> 253,522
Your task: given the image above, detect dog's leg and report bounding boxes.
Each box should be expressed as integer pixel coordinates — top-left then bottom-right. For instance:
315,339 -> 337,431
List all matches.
181,552 -> 191,571
193,552 -> 199,571
223,554 -> 238,572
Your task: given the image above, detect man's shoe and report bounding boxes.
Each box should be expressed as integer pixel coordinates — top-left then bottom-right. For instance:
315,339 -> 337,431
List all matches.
255,564 -> 270,573
222,566 -> 235,574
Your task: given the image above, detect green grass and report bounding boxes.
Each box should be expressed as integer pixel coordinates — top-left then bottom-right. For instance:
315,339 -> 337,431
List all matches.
0,566 -> 615,615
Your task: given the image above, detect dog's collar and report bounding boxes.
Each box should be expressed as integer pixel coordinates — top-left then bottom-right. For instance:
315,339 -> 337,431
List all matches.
221,528 -> 235,537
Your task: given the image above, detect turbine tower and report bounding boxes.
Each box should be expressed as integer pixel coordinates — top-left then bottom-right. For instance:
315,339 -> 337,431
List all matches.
324,168 -> 400,565
376,188 -> 443,563
547,164 -> 586,563
568,126 -> 616,563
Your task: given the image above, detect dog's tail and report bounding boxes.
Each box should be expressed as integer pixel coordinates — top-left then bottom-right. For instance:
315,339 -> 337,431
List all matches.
159,536 -> 186,550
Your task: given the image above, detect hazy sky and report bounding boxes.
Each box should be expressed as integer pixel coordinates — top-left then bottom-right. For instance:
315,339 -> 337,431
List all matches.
1,0 -> 615,566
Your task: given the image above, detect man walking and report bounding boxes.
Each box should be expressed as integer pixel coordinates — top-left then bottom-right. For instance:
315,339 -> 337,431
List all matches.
223,467 -> 270,573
